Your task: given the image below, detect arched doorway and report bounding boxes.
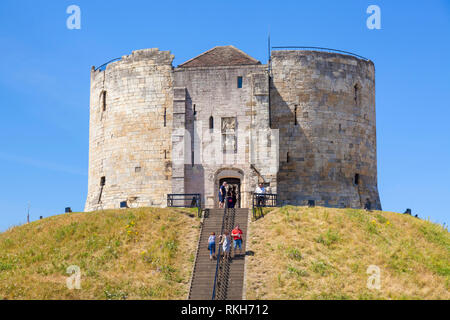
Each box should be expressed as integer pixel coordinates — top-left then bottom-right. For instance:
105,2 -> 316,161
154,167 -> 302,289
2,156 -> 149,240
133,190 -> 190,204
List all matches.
219,177 -> 241,208
214,168 -> 245,208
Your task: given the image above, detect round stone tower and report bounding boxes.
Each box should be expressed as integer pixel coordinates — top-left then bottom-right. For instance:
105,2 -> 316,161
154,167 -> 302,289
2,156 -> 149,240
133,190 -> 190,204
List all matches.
271,50 -> 381,209
85,49 -> 174,212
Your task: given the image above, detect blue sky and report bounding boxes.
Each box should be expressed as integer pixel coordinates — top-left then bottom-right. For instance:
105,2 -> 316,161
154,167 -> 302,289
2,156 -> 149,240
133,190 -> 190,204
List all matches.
0,0 -> 449,231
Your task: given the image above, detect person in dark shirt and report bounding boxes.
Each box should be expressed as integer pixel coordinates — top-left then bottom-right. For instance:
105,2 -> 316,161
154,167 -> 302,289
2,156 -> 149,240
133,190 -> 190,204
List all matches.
218,182 -> 227,208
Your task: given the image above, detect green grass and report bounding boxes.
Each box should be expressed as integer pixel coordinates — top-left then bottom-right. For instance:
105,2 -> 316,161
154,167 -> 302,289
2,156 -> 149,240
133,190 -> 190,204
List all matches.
0,207 -> 201,300
246,206 -> 450,300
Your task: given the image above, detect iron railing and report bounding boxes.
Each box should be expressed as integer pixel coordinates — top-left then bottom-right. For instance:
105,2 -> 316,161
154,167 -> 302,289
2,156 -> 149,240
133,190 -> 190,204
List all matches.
94,58 -> 122,71
211,199 -> 227,300
211,197 -> 237,300
252,193 -> 278,219
167,193 -> 202,218
271,46 -> 370,61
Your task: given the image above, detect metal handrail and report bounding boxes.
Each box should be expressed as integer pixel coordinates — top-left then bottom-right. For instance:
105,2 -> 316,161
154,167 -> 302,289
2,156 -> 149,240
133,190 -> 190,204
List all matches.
211,198 -> 228,300
252,193 -> 278,219
94,58 -> 122,71
167,193 -> 202,218
271,46 -> 370,61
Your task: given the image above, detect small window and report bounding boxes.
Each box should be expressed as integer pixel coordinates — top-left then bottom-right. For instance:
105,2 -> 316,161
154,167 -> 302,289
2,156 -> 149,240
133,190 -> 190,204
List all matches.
354,174 -> 360,185
209,116 -> 214,130
164,150 -> 167,159
135,167 -> 141,173
163,108 -> 167,127
294,105 -> 298,126
354,84 -> 360,105
237,76 -> 243,88
193,104 -> 197,116
286,152 -> 290,163
100,176 -> 106,186
101,91 -> 106,111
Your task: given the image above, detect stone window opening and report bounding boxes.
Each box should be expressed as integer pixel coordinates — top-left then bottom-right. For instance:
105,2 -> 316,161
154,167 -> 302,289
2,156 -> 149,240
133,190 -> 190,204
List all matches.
209,116 -> 214,130
193,104 -> 197,116
287,152 -> 290,163
164,150 -> 167,159
98,176 -> 106,204
163,108 -> 167,127
135,167 -> 141,173
294,105 -> 298,126
354,84 -> 360,105
101,91 -> 107,112
354,173 -> 360,186
237,76 -> 243,88
191,151 -> 195,167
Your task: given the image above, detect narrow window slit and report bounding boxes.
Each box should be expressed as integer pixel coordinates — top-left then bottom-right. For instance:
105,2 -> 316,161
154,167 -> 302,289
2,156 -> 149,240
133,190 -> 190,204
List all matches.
294,105 -> 298,126
163,108 -> 167,127
237,76 -> 243,88
354,173 -> 360,186
102,91 -> 106,111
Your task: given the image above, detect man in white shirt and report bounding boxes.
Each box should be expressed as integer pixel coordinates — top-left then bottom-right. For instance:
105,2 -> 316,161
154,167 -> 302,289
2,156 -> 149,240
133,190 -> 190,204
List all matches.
255,183 -> 265,207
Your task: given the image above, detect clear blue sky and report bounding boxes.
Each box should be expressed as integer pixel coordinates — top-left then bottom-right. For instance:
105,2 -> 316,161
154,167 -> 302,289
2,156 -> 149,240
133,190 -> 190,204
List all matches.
0,0 -> 449,231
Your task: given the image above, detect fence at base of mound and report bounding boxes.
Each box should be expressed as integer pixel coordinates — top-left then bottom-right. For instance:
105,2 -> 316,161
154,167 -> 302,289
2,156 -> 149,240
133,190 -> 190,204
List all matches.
252,193 -> 278,219
167,194 -> 202,218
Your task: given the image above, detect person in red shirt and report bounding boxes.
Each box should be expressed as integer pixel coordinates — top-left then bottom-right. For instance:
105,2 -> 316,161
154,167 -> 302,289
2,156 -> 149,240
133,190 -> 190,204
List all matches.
231,225 -> 244,256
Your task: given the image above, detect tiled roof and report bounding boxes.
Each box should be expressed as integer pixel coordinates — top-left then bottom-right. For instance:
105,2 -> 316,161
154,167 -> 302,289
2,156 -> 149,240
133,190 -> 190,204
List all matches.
178,45 -> 261,68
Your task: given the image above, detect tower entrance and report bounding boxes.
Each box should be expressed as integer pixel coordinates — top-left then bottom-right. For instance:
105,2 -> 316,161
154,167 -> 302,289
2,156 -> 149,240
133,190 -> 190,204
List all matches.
218,177 -> 241,209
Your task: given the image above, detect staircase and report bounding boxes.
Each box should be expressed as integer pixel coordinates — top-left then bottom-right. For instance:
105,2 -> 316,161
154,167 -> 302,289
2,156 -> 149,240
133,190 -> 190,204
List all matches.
188,208 -> 249,300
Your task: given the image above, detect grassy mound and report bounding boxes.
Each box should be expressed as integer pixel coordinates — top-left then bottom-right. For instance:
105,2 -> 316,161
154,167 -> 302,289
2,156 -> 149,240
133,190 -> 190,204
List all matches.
0,207 -> 201,300
246,207 -> 449,300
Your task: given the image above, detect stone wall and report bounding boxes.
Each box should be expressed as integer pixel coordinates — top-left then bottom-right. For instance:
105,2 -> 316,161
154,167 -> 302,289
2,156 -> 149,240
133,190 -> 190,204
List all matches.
85,47 -> 381,211
173,64 -> 277,208
85,49 -> 174,211
271,50 -> 381,209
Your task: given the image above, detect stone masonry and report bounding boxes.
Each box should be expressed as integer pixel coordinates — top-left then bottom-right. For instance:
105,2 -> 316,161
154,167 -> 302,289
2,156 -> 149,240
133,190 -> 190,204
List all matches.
85,45 -> 381,211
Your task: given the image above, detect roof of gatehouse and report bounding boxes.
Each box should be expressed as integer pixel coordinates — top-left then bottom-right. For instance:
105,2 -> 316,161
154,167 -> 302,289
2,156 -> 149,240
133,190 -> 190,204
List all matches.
178,45 -> 261,68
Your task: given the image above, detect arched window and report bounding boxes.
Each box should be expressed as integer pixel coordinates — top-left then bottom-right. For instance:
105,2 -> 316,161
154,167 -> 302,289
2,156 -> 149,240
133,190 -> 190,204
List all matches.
209,116 -> 214,129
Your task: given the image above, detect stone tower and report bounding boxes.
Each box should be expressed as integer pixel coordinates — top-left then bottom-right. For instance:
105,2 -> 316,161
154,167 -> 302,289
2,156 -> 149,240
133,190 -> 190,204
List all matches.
85,49 -> 174,211
85,46 -> 381,211
271,50 -> 381,209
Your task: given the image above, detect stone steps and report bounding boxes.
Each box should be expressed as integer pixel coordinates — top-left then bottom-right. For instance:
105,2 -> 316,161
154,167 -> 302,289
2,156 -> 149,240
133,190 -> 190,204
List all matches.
188,208 -> 249,300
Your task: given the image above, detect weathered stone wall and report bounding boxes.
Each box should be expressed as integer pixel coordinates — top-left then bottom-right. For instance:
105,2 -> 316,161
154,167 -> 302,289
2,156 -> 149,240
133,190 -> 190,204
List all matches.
173,65 -> 277,208
85,49 -> 174,211
85,47 -> 381,211
271,50 -> 381,209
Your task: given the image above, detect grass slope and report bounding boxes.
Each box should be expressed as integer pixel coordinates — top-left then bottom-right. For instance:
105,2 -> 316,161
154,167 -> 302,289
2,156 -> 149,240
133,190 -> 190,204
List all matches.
0,207 -> 201,300
246,207 -> 449,300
